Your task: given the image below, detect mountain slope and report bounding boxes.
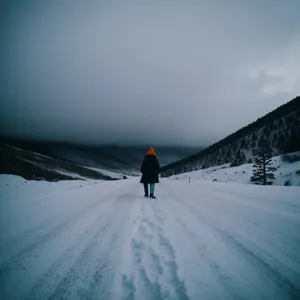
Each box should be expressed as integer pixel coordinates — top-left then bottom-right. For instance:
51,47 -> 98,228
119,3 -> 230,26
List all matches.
0,140 -> 199,175
0,141 -> 199,181
0,143 -> 117,181
162,96 -> 300,177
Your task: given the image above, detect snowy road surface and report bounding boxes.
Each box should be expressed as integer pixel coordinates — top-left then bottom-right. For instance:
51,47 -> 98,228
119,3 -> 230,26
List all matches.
1,176 -> 300,300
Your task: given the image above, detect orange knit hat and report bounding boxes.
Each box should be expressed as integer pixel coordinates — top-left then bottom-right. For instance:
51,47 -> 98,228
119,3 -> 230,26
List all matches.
146,147 -> 156,156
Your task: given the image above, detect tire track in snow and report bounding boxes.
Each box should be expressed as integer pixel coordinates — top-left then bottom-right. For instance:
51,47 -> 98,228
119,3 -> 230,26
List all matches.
162,182 -> 299,300
0,183 -> 100,256
157,185 -> 238,300
42,191 -> 136,300
0,217 -> 61,259
173,217 -> 243,300
0,196 -> 109,276
24,213 -> 113,299
210,186 -> 300,211
0,182 -> 126,267
0,183 -> 137,300
46,222 -> 113,300
211,225 -> 300,300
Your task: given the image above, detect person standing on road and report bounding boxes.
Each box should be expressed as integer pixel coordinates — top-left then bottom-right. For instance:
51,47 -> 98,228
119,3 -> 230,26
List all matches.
140,147 -> 160,199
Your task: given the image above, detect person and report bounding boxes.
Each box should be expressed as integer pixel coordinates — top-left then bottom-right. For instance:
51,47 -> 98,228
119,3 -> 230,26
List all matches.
140,147 -> 160,198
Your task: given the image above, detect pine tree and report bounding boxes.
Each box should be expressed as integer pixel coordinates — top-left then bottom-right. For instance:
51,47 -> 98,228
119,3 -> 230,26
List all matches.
250,138 -> 277,185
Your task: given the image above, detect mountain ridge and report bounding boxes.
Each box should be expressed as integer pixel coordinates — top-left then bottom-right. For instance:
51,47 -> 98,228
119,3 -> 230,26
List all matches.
161,96 -> 300,177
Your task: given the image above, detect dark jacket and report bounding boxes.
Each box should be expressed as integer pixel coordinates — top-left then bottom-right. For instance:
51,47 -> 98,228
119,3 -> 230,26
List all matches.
140,154 -> 160,184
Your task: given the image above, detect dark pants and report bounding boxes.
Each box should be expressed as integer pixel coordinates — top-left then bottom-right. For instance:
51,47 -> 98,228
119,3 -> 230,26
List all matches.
144,183 -> 155,195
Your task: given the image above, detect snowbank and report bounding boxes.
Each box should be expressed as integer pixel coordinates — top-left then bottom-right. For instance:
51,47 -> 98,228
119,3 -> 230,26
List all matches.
170,154 -> 300,186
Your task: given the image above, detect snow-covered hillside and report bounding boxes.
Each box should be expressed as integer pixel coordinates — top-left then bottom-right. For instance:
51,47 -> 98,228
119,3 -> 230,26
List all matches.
1,175 -> 299,300
86,166 -> 138,178
162,97 -> 300,177
169,153 -> 300,186
0,143 -> 118,181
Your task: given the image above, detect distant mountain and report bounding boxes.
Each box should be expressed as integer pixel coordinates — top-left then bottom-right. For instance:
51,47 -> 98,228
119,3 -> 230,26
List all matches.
161,96 -> 300,177
0,139 -> 199,180
0,143 -> 117,181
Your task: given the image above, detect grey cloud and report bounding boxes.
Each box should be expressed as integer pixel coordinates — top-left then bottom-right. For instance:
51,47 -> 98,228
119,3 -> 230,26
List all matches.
1,0 -> 299,146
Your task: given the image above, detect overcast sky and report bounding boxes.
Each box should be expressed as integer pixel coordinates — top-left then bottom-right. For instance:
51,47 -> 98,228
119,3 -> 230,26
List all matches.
1,0 -> 299,146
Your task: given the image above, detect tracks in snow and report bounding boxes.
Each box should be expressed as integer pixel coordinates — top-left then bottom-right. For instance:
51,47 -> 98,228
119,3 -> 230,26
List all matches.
122,197 -> 189,300
1,179 -> 300,300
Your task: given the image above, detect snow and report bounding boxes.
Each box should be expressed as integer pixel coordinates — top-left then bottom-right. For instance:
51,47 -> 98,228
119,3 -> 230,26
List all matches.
85,166 -> 130,179
50,168 -> 92,180
1,175 -> 300,300
170,153 -> 300,186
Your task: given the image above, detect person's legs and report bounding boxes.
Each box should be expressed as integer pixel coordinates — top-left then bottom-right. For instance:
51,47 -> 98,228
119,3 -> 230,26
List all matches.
150,183 -> 155,196
143,183 -> 149,196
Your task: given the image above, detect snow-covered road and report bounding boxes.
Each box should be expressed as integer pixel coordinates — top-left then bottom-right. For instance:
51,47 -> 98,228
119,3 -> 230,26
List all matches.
1,176 -> 300,300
